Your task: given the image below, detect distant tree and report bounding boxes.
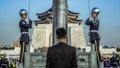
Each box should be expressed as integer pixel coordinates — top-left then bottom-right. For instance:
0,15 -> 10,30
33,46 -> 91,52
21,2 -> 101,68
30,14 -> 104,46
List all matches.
116,54 -> 120,60
116,47 -> 120,52
103,45 -> 108,48
0,47 -> 14,50
110,46 -> 115,48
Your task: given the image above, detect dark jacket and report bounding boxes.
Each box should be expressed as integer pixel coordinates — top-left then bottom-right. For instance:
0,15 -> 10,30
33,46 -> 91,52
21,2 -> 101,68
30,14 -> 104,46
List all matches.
85,18 -> 99,31
19,19 -> 32,33
110,56 -> 120,67
85,18 -> 100,42
46,42 -> 77,68
19,19 -> 32,43
0,58 -> 9,68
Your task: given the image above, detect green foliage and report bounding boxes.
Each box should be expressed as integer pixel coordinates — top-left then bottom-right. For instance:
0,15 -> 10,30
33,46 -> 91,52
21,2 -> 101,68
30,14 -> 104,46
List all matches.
0,54 -> 4,58
116,53 -> 120,60
0,47 -> 14,50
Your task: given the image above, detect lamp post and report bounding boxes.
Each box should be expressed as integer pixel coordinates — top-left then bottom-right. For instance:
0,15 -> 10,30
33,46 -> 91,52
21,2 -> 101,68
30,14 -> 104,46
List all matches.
52,0 -> 68,45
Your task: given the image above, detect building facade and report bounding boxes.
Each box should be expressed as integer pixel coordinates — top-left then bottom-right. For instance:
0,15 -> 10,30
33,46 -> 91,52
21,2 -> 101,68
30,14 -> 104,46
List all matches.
32,8 -> 87,49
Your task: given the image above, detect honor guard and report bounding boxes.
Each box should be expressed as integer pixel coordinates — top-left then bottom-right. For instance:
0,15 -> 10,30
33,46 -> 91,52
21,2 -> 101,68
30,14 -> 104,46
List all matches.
110,52 -> 120,67
0,53 -> 9,68
19,9 -> 32,64
85,7 -> 102,67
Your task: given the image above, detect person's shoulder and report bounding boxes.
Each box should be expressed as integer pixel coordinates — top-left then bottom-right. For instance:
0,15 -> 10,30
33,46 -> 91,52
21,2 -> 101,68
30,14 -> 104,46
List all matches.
65,44 -> 76,50
110,56 -> 114,60
48,45 -> 56,50
47,45 -> 57,53
19,20 -> 23,24
48,43 -> 75,50
19,20 -> 26,23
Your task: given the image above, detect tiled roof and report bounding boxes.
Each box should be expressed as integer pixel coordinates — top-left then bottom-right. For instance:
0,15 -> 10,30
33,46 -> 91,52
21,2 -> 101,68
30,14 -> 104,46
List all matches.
34,8 -> 82,24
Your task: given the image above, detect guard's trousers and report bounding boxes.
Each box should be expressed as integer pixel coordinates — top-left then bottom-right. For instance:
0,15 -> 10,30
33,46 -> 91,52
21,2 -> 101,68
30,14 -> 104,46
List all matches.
19,34 -> 29,64
91,40 -> 102,68
20,41 -> 27,64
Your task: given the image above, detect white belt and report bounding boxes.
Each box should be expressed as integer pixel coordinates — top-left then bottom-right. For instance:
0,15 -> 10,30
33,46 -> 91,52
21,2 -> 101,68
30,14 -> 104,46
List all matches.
90,30 -> 98,32
21,32 -> 28,34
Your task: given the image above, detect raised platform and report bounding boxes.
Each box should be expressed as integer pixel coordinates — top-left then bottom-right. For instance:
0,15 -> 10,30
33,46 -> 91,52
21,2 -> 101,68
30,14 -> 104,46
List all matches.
31,52 -> 90,68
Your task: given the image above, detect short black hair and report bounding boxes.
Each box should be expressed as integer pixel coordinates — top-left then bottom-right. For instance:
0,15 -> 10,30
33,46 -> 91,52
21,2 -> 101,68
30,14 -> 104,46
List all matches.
56,27 -> 67,38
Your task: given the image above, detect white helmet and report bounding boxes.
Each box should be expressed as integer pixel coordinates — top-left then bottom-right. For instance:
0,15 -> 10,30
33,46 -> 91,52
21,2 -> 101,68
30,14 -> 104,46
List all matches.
91,7 -> 100,15
19,9 -> 27,15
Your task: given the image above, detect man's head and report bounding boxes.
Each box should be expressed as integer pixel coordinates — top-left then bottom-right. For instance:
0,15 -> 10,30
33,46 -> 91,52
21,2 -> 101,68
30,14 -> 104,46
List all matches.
3,53 -> 7,58
56,27 -> 67,42
19,9 -> 27,20
91,7 -> 100,18
113,51 -> 117,57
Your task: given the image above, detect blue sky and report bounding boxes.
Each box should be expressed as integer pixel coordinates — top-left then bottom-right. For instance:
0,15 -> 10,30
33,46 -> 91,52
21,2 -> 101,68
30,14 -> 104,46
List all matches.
0,0 -> 120,46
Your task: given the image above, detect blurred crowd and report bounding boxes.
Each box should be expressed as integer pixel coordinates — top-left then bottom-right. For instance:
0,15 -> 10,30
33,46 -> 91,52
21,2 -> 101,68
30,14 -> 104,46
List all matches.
0,52 -> 120,68
0,53 -> 20,68
103,52 -> 120,68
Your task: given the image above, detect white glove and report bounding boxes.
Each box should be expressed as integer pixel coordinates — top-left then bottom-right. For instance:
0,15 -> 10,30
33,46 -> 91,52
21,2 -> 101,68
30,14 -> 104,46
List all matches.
89,17 -> 94,21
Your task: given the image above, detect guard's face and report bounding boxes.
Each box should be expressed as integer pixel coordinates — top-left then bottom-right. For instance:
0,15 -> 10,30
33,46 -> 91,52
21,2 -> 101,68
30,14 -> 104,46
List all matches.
91,12 -> 97,18
21,14 -> 27,19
